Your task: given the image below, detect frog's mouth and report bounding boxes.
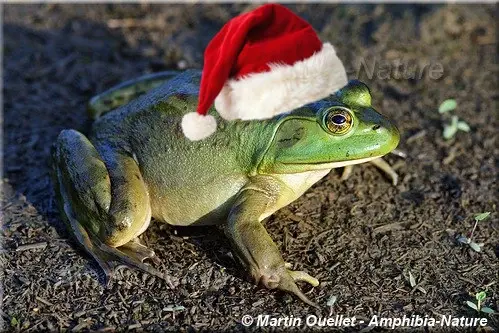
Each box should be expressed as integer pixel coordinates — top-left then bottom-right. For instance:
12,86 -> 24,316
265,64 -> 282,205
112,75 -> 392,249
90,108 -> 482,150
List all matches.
284,155 -> 382,170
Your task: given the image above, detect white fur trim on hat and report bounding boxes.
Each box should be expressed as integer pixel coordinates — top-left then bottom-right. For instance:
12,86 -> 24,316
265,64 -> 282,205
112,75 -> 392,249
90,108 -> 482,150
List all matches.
181,112 -> 217,141
214,43 -> 347,121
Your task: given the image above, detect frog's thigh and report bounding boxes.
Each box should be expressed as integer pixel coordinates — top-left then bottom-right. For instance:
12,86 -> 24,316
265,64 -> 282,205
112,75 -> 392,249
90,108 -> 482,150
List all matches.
98,147 -> 152,248
53,129 -> 115,277
53,130 -> 152,246
54,130 -> 163,277
53,129 -> 112,228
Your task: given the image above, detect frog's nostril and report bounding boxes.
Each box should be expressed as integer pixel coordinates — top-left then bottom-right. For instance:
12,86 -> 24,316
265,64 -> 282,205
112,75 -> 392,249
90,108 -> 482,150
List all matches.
372,124 -> 381,131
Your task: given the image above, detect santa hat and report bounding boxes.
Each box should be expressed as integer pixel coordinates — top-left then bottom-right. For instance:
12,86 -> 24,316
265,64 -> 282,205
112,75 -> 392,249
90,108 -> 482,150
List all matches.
181,4 -> 348,141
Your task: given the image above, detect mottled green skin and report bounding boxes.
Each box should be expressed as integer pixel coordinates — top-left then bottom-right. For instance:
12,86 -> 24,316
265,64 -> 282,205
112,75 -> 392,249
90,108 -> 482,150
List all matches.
52,69 -> 399,306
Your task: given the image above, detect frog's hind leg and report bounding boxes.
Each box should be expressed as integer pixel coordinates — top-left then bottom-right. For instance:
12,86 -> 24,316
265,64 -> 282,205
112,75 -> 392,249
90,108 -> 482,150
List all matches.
52,129 -> 167,283
88,71 -> 180,119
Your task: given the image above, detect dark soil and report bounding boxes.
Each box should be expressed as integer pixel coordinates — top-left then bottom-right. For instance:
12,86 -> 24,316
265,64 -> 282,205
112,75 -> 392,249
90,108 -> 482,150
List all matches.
2,4 -> 498,332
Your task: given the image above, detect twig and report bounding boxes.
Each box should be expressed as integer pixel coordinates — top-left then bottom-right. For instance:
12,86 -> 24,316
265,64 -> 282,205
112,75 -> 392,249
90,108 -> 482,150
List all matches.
16,242 -> 47,252
35,296 -> 53,306
443,146 -> 459,165
406,130 -> 427,144
373,222 -> 405,235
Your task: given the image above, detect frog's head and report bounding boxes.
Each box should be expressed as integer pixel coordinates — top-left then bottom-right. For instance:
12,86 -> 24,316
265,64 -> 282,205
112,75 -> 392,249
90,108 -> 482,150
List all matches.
257,80 -> 400,174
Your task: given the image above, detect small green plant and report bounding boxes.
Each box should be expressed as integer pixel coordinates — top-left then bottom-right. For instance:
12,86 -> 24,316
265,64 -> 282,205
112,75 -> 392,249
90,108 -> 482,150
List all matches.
466,291 -> 495,314
438,99 -> 470,140
457,212 -> 490,252
438,99 -> 457,113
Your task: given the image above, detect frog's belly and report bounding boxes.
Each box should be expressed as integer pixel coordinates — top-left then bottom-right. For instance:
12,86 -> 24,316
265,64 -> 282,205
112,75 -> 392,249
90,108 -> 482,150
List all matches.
147,174 -> 247,226
262,169 -> 332,220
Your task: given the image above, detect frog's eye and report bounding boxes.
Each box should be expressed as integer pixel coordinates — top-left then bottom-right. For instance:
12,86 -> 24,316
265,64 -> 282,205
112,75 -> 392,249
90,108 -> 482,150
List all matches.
324,108 -> 353,135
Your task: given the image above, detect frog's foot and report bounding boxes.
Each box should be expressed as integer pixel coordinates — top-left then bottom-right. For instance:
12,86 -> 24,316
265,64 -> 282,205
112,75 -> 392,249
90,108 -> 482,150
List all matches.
65,208 -> 168,285
341,156 -> 399,185
118,238 -> 161,266
258,265 -> 319,307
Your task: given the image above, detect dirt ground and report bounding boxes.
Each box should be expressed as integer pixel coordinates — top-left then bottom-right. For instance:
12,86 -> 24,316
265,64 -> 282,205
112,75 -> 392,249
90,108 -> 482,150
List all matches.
2,3 -> 498,332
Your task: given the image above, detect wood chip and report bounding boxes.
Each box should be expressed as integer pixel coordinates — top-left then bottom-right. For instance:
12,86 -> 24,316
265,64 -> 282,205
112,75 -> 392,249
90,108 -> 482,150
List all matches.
35,296 -> 53,306
373,222 -> 405,235
127,323 -> 141,330
16,242 -> 47,252
406,130 -> 427,144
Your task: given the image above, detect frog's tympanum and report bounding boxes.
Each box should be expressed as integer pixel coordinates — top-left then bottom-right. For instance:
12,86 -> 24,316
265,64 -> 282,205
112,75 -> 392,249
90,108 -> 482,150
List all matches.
52,4 -> 400,306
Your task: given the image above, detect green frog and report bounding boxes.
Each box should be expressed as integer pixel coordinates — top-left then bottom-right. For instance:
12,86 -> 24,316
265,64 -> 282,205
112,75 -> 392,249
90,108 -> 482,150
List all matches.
52,70 -> 400,306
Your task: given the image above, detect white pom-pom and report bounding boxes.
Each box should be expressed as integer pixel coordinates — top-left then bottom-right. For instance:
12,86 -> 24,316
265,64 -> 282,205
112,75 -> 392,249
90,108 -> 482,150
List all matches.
181,112 -> 217,141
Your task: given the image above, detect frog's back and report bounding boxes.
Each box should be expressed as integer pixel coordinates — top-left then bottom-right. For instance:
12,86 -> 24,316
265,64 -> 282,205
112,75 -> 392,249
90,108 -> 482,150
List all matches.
89,70 -> 263,226
91,70 -> 202,123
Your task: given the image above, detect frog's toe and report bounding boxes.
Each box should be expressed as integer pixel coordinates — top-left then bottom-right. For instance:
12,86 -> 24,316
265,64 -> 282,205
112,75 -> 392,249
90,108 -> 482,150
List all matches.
340,165 -> 354,181
258,267 -> 319,307
92,239 -> 172,284
94,256 -> 114,286
118,239 -> 161,265
288,270 -> 319,287
369,157 -> 399,186
278,271 -> 319,308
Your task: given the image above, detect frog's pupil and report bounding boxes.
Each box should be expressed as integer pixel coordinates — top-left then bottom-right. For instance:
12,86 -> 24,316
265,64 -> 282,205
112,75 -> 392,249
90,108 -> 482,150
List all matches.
331,114 -> 346,125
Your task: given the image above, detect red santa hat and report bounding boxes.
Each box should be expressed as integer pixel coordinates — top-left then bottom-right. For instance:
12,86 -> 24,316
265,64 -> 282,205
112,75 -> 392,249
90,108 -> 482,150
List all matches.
181,4 -> 348,141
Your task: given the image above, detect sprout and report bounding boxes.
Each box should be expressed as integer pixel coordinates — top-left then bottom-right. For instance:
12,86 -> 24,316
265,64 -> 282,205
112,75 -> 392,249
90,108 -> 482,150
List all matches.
466,291 -> 496,314
457,212 -> 491,252
438,99 -> 457,114
438,99 -> 470,140
443,115 -> 470,140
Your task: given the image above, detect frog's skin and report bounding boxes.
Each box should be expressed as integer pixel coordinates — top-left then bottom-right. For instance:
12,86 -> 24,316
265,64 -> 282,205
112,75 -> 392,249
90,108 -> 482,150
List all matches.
52,70 -> 399,306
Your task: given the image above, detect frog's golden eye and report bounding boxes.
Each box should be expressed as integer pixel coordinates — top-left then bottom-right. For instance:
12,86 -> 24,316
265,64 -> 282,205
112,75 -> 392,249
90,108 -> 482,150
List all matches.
324,108 -> 353,135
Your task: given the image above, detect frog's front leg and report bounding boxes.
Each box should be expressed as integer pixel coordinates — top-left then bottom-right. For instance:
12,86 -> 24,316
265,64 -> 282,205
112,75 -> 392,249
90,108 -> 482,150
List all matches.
52,130 -> 165,282
224,177 -> 319,307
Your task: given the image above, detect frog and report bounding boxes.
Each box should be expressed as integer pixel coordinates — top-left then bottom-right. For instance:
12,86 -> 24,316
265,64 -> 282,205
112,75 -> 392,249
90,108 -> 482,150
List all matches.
51,70 -> 400,306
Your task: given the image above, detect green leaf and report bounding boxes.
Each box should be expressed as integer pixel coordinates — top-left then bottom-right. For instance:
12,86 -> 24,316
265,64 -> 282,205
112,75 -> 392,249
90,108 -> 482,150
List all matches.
443,124 -> 458,140
457,121 -> 470,132
327,295 -> 337,307
10,317 -> 18,327
439,99 -> 457,113
476,291 -> 486,302
409,271 -> 416,287
474,212 -> 491,221
481,307 -> 495,314
466,301 -> 478,310
469,242 -> 481,252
